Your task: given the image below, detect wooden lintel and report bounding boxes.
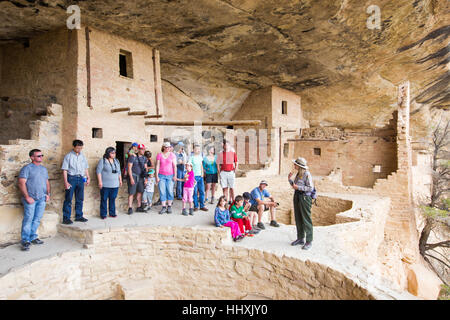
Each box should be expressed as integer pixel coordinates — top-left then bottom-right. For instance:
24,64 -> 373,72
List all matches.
143,114 -> 163,119
145,120 -> 261,126
111,107 -> 131,113
128,111 -> 148,116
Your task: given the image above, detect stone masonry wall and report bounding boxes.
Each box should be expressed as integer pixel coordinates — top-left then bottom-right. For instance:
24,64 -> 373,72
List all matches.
0,104 -> 63,245
0,226 -> 374,300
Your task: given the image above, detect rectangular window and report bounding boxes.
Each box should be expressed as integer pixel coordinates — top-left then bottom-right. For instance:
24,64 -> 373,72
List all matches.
92,128 -> 103,139
150,135 -> 158,142
314,147 -> 321,156
119,50 -> 133,78
281,101 -> 288,114
283,143 -> 289,157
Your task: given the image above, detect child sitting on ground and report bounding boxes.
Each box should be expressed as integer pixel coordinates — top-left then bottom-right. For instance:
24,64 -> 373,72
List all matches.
143,169 -> 156,212
243,192 -> 261,232
175,162 -> 195,216
230,195 -> 258,237
214,196 -> 244,242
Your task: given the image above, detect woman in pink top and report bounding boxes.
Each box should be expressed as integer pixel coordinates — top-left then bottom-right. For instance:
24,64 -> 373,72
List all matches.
155,142 -> 177,214
175,162 -> 195,216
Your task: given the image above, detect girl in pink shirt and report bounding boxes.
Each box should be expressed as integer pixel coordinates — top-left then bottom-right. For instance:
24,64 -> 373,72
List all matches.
175,163 -> 195,216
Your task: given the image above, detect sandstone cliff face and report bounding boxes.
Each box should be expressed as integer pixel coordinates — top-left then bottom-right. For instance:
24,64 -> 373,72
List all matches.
0,0 -> 448,141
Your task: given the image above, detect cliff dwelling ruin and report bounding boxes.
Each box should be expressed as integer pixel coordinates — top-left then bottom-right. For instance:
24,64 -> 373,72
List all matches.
0,0 -> 449,301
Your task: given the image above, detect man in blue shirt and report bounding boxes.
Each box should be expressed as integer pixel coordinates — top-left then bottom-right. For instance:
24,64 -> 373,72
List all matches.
249,180 -> 280,230
61,139 -> 90,224
17,149 -> 51,251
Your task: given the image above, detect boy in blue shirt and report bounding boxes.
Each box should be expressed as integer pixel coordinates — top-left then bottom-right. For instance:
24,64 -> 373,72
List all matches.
248,180 -> 280,230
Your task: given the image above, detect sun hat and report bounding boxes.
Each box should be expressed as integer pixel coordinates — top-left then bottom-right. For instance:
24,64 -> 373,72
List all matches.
259,180 -> 268,186
137,144 -> 145,149
131,142 -> 139,147
292,157 -> 308,169
162,141 -> 171,148
177,141 -> 184,146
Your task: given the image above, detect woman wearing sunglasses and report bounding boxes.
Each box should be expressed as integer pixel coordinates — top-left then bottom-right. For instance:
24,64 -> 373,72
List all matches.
96,147 -> 122,219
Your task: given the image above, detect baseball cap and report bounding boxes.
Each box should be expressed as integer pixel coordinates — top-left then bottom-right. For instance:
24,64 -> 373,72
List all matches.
259,180 -> 268,186
148,169 -> 155,175
177,141 -> 184,146
131,142 -> 139,147
137,144 -> 145,149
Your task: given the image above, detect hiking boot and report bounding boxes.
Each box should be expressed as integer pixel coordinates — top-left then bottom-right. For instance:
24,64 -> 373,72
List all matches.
270,220 -> 280,227
189,208 -> 194,216
256,222 -> 265,230
302,242 -> 312,250
200,207 -> 208,212
21,242 -> 31,251
136,207 -> 145,213
182,209 -> 188,216
75,217 -> 88,222
166,206 -> 172,214
62,219 -> 73,225
159,206 -> 166,214
194,207 -> 199,212
127,207 -> 133,215
31,238 -> 44,245
291,239 -> 305,246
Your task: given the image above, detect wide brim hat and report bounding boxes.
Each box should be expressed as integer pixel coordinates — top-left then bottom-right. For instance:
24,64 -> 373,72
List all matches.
162,141 -> 171,148
292,157 -> 308,169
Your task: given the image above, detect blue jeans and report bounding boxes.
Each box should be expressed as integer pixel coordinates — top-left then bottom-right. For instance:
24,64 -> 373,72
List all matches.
100,187 -> 119,218
193,176 -> 205,209
63,175 -> 85,220
176,168 -> 185,199
21,197 -> 46,244
158,174 -> 174,202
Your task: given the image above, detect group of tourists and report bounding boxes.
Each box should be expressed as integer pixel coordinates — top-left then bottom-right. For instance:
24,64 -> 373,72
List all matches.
17,138 -> 314,251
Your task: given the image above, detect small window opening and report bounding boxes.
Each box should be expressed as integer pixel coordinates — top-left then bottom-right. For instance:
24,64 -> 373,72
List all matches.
150,135 -> 158,142
281,101 -> 288,114
119,50 -> 133,78
92,128 -> 103,139
283,143 -> 289,157
313,148 -> 321,156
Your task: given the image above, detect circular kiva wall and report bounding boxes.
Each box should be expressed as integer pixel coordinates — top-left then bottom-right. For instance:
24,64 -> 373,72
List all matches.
311,196 -> 354,226
0,227 -> 374,300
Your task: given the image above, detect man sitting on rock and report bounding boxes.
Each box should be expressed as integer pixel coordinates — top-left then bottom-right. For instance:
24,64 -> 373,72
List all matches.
249,180 -> 280,230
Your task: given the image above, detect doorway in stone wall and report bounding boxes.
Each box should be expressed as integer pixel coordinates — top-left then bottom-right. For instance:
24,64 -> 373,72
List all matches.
116,141 -> 131,174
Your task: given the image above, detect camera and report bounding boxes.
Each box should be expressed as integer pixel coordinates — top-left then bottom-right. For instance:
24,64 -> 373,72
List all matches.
112,170 -> 117,174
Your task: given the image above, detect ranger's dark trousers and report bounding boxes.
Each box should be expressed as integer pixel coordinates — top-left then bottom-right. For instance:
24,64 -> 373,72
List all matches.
293,191 -> 313,242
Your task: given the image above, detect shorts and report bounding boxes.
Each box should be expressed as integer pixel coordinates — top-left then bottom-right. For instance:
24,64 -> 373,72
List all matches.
220,171 -> 235,188
183,187 -> 194,203
143,191 -> 154,204
205,173 -> 218,184
249,203 -> 269,212
127,174 -> 145,195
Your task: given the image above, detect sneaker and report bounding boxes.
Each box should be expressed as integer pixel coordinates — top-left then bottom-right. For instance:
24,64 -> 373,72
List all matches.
291,239 -> 305,246
189,208 -> 194,216
234,235 -> 244,242
252,225 -> 261,231
75,217 -> 88,222
200,207 -> 208,212
109,214 -> 117,218
127,208 -> 133,215
245,232 -> 255,237
21,242 -> 31,251
31,238 -> 44,245
182,209 -> 188,216
257,222 -> 265,230
62,219 -> 73,225
248,229 -> 259,235
210,197 -> 215,204
302,242 -> 312,250
159,206 -> 166,214
166,206 -> 172,214
270,220 -> 280,227
101,216 -> 107,220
